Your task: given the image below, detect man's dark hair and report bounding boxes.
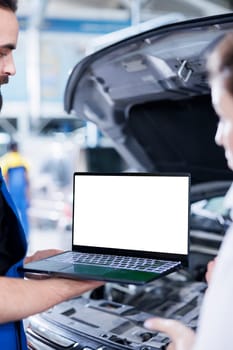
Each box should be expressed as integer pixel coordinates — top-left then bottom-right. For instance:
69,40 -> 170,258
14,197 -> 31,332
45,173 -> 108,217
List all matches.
0,0 -> 17,12
8,140 -> 18,151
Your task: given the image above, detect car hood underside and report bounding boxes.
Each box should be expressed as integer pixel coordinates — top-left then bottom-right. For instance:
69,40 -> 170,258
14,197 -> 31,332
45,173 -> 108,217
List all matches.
65,13 -> 233,184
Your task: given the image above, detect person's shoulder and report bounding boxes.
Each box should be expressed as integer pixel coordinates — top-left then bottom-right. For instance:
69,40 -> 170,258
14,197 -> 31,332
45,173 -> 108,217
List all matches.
19,154 -> 30,171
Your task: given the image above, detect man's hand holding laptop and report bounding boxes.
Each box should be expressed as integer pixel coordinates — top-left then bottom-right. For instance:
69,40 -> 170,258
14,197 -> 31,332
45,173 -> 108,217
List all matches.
24,249 -> 103,296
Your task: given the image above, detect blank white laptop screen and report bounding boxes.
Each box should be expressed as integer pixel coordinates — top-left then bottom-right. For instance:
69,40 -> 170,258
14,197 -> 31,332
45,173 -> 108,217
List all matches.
22,173 -> 190,285
73,174 -> 189,255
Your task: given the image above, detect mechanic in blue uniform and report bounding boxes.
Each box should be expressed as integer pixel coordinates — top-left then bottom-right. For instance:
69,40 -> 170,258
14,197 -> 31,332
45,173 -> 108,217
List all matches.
0,1 -> 102,349
0,140 -> 30,239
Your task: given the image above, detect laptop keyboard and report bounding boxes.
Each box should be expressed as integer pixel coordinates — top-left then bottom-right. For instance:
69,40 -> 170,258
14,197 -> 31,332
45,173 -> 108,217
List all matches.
52,252 -> 180,273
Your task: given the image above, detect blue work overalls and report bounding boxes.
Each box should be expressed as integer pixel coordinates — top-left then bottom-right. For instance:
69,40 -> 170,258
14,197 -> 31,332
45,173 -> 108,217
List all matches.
0,169 -> 27,349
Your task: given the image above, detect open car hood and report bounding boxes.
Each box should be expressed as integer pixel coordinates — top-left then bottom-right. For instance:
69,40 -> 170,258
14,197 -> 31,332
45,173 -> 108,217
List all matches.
64,14 -> 233,184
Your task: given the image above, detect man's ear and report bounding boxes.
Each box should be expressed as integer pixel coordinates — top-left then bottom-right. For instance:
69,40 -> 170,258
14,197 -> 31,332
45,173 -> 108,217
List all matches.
0,91 -> 2,111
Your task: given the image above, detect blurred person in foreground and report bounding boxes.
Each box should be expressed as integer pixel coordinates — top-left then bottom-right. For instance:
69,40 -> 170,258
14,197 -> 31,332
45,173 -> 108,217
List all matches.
0,140 -> 30,239
144,32 -> 233,349
0,1 -> 102,349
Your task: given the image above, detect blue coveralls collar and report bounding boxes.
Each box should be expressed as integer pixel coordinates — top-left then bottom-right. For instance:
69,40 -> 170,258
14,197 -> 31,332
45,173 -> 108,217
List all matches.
0,168 -> 28,350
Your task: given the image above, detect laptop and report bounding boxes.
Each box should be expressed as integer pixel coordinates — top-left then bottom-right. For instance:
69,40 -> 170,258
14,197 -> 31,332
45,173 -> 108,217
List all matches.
22,172 -> 190,285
